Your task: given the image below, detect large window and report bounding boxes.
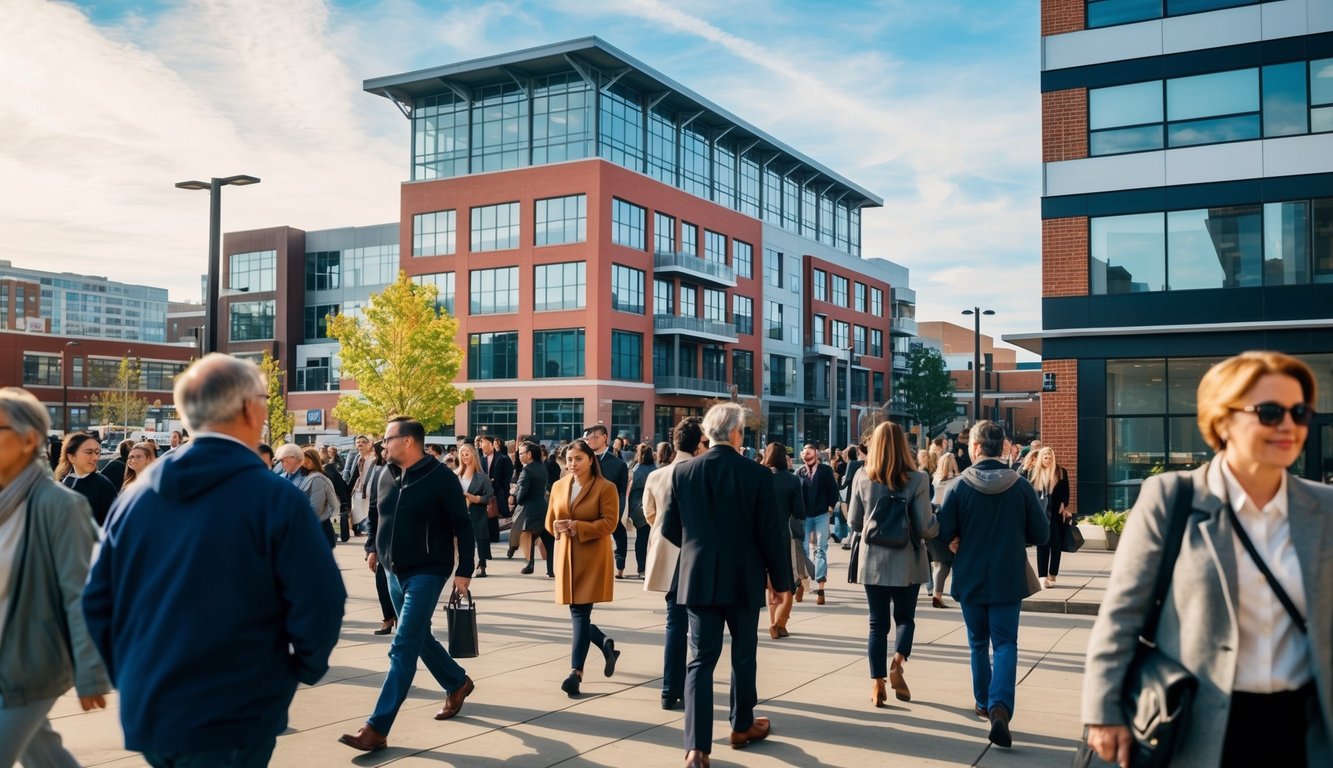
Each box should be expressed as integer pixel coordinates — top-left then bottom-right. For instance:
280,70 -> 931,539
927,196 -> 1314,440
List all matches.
413,210 -> 457,256
611,401 -> 642,444
534,262 -> 585,311
733,349 -> 754,395
229,250 -> 275,292
765,248 -> 783,288
471,82 -> 528,172
1313,58 -> 1333,133
813,269 -> 827,302
853,325 -> 867,356
413,272 -> 455,315
468,331 -> 518,380
296,358 -> 331,391
812,314 -> 826,345
654,212 -> 676,254
703,230 -> 726,265
412,91 -> 468,180
535,194 -> 586,246
611,264 -> 645,314
732,294 -> 753,335
871,287 -> 884,317
681,125 -> 710,198
733,240 -> 753,279
471,202 -> 520,252
21,354 -> 59,386
870,328 -> 884,358
470,267 -> 519,314
532,72 -> 592,164
766,301 -> 784,341
304,303 -> 339,342
768,354 -> 794,397
533,329 -> 585,378
679,284 -> 697,317
600,86 -> 643,170
702,345 -> 726,383
612,198 -> 646,250
344,244 -> 398,287
647,107 -> 675,184
682,222 -> 699,256
831,320 -> 850,348
306,251 -> 341,290
854,282 -> 867,313
1090,212 -> 1166,294
230,300 -> 275,341
1167,206 -> 1261,290
702,288 -> 726,323
831,275 -> 849,307
611,330 -> 643,381
469,399 -> 517,441
654,279 -> 674,316
532,399 -> 585,444
1088,0 -> 1257,30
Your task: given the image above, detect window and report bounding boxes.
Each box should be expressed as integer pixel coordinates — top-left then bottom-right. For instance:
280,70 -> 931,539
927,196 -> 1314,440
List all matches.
714,143 -> 736,208
413,272 -> 455,315
1166,69 -> 1259,148
733,350 -> 754,395
812,314 -> 826,345
654,212 -> 676,254
468,331 -> 518,380
677,342 -> 698,377
611,401 -> 642,444
681,222 -> 699,256
230,300 -> 275,341
1088,0 -> 1257,29
1167,206 -> 1261,290
304,303 -> 339,341
679,283 -> 697,317
599,86 -> 644,171
412,92 -> 468,180
732,295 -> 753,335
86,358 -> 120,387
1264,201 -> 1310,286
470,266 -> 519,314
535,194 -> 586,246
654,279 -> 674,316
1264,61 -> 1309,138
305,251 -> 341,290
681,124 -> 709,198
296,358 -> 330,391
832,275 -> 849,307
611,264 -> 645,314
533,262 -> 585,311
738,152 -> 760,217
344,244 -> 398,287
532,72 -> 592,164
831,320 -> 850,348
813,269 -> 827,302
413,210 -> 457,256
733,240 -> 753,279
469,399 -> 517,442
471,82 -> 528,172
768,354 -> 794,397
229,250 -> 275,292
1313,58 -> 1333,133
765,248 -> 783,288
703,345 -> 726,383
470,202 -> 520,252
703,230 -> 726,265
870,328 -> 883,357
870,288 -> 884,317
1315,198 -> 1333,283
533,329 -> 585,378
873,371 -> 885,403
854,283 -> 867,313
1090,213 -> 1165,294
647,107 -> 675,184
21,354 -> 59,386
853,326 -> 867,356
612,199 -> 647,250
702,288 -> 726,323
766,301 -> 784,341
653,339 -> 671,379
611,331 -> 643,381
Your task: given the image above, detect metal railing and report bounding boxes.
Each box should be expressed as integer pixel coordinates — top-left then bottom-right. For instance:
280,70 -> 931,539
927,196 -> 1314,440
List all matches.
653,251 -> 736,285
654,314 -> 737,339
655,376 -> 730,395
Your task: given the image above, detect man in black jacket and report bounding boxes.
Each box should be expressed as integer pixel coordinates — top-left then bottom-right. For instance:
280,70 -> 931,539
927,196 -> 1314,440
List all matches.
512,441 -> 551,576
795,444 -> 839,605
661,404 -> 792,767
479,435 -> 513,555
583,423 -> 629,577
340,417 -> 476,753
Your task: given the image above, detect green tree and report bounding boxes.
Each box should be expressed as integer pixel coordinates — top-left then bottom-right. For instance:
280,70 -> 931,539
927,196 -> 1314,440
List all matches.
328,271 -> 472,435
89,357 -> 149,439
259,350 -> 295,446
899,346 -> 958,436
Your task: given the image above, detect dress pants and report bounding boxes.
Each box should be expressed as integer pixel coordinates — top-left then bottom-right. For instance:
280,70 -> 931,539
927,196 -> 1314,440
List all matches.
662,588 -> 687,700
633,523 -> 650,574
1221,684 -> 1313,767
1035,511 -> 1065,577
684,604 -> 760,754
374,562 -> 395,621
864,583 -> 921,678
959,601 -> 1021,716
0,696 -> 80,768
569,604 -> 609,671
142,741 -> 276,768
613,520 -> 628,571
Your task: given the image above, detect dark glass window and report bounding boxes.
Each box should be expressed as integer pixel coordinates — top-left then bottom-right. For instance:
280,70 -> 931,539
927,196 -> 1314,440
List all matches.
304,303 -> 339,342
1166,69 -> 1259,148
1313,59 -> 1333,133
678,342 -> 698,378
732,349 -> 754,395
611,401 -> 642,444
534,262 -> 585,311
229,300 -> 275,341
714,143 -> 736,208
229,250 -> 275,292
870,329 -> 883,358
21,354 -> 60,386
738,152 -> 760,217
733,240 -> 753,279
413,210 -> 457,256
813,269 -> 827,301
470,267 -> 519,314
532,399 -> 585,444
535,194 -> 586,246
732,295 -> 753,335
768,354 -> 794,397
854,282 -> 867,313
702,345 -> 726,383
853,325 -> 867,356
533,329 -> 585,378
470,202 -> 520,252
1087,0 -> 1161,28
1314,198 -> 1333,283
305,251 -> 341,290
1089,81 -> 1164,155
654,212 -> 676,254
612,331 -> 643,381
653,339 -> 671,379
765,248 -> 783,288
611,264 -> 645,314
766,301 -> 784,341
469,399 -> 517,442
468,331 -> 518,380
612,199 -> 647,250
1263,62 -> 1309,138
654,279 -> 674,316
1264,201 -> 1309,286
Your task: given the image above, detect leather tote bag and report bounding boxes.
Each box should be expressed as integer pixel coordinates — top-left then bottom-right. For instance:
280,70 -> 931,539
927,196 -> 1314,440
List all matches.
445,588 -> 480,659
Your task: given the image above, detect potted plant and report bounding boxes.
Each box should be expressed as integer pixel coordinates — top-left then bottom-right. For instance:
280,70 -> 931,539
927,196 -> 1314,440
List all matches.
1087,510 -> 1128,551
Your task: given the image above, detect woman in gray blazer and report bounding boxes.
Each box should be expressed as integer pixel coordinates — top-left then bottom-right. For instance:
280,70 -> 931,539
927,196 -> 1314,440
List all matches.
849,421 -> 938,708
1084,351 -> 1333,768
456,444 -> 494,578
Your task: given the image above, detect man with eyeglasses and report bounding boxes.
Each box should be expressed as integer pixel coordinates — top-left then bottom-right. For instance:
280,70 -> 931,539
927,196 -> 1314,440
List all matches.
340,416 -> 476,752
84,354 -> 344,767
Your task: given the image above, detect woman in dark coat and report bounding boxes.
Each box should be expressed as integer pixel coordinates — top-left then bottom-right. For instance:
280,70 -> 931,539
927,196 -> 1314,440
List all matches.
56,432 -> 118,527
363,441 -> 395,635
513,441 -> 552,577
1029,447 -> 1071,589
764,442 -> 807,639
624,443 -> 655,579
456,443 -> 494,577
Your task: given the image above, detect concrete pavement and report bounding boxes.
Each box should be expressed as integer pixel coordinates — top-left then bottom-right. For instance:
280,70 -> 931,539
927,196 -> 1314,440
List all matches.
59,535 -> 1107,767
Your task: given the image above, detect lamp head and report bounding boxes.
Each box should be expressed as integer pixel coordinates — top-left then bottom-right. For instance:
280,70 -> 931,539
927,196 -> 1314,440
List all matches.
175,180 -> 209,191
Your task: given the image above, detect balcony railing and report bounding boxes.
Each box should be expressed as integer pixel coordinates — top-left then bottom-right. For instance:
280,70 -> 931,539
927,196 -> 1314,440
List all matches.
891,317 -> 917,337
653,251 -> 736,287
654,314 -> 737,340
655,376 -> 730,396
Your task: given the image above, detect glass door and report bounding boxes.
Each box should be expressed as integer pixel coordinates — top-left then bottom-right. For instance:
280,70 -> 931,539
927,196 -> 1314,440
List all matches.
1297,417 -> 1333,485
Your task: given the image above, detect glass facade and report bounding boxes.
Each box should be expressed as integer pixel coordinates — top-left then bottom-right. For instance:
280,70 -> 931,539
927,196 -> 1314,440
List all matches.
534,262 -> 585,311
229,300 -> 275,341
611,330 -> 643,381
413,210 -> 457,256
533,328 -> 585,378
532,72 -> 593,164
229,250 -> 276,292
733,240 -> 753,279
611,401 -> 642,444
534,399 -> 585,444
1088,0 -> 1257,29
468,331 -> 519,380
21,354 -> 60,387
612,198 -> 646,250
535,194 -> 587,246
469,399 -> 518,441
304,303 -> 339,342
611,264 -> 645,314
470,267 -> 519,314
471,202 -> 520,252
413,272 -> 455,315
306,251 -> 341,290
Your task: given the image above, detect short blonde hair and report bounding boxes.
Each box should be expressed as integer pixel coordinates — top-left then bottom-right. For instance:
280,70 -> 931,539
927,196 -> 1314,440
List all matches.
1196,351 -> 1317,452
274,443 -> 303,461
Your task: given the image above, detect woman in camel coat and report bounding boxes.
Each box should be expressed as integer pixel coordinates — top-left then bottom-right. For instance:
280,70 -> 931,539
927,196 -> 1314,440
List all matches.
545,438 -> 621,697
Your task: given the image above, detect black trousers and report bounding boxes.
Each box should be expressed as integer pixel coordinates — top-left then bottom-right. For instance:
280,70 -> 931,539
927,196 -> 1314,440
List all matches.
1035,510 -> 1065,577
864,583 -> 920,678
1220,683 -> 1314,768
633,523 -> 649,574
684,604 -> 760,754
613,520 -> 628,571
374,563 -> 394,621
528,529 -> 555,576
569,603 -> 609,672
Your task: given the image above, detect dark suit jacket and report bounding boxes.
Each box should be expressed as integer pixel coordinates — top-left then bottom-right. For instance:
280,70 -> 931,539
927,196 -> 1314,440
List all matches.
661,445 -> 794,607
772,468 -> 808,540
795,461 -> 839,518
839,459 -> 864,502
101,458 -> 127,490
514,460 -> 549,532
483,451 -> 514,517
598,450 -> 629,514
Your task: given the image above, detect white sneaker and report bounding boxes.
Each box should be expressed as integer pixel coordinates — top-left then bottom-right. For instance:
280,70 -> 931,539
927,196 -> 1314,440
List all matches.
1042,578 -> 1051,589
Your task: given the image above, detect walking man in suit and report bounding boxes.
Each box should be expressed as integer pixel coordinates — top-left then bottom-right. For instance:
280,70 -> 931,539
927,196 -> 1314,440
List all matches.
661,403 -> 792,767
582,424 -> 629,577
479,435 -> 513,555
794,444 -> 839,605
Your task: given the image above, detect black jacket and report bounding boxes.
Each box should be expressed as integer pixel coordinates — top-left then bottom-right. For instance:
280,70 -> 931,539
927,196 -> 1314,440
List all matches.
937,458 -> 1048,605
598,450 -> 629,514
772,468 -> 808,540
322,464 -> 350,512
101,458 -> 127,490
64,472 -> 119,527
626,461 -> 654,528
794,461 -> 839,518
661,445 -> 793,607
369,456 -> 474,579
484,451 -> 514,517
839,459 -> 864,502
514,460 -> 549,532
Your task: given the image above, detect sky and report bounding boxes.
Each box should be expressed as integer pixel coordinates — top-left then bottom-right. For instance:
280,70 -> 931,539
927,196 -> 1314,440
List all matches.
2,0 -> 1040,355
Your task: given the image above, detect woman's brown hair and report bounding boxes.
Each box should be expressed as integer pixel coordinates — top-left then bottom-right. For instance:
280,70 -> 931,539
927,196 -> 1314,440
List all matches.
864,421 -> 913,490
761,441 -> 790,471
1196,351 -> 1317,451
566,439 -> 604,479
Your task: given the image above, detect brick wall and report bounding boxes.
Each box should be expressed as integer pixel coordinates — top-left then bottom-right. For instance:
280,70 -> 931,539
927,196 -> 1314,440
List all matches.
1042,0 -> 1085,36
1043,217 -> 1088,298
1041,359 -> 1079,515
1042,88 -> 1088,163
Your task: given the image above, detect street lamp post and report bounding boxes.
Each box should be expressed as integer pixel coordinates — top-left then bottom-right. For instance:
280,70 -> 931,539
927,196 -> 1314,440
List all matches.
61,340 -> 80,434
175,175 -> 261,355
961,307 -> 996,424
844,345 -> 854,447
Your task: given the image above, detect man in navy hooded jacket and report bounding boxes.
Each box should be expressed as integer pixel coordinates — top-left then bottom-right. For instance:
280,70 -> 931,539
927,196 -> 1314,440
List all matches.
83,354 -> 345,766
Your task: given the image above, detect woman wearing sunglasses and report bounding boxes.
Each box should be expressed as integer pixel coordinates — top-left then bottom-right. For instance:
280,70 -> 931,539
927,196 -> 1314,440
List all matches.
1083,351 -> 1333,768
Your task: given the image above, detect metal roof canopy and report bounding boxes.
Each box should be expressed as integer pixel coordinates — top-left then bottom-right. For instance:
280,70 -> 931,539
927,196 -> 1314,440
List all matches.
363,36 -> 883,209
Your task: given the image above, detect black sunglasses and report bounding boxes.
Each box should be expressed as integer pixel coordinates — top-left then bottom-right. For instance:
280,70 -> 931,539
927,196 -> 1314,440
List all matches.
1231,402 -> 1315,427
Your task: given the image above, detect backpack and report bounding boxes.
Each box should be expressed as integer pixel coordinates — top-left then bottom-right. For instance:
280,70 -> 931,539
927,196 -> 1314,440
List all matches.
864,487 -> 916,550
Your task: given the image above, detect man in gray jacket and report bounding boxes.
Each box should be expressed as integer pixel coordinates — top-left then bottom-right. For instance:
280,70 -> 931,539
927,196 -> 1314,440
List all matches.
937,420 -> 1048,749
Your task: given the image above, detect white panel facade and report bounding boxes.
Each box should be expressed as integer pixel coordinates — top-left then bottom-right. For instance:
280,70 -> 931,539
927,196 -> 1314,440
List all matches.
1163,142 -> 1264,186
1261,0 -> 1312,40
1261,132 -> 1333,178
1043,21 -> 1162,71
1044,152 -> 1165,196
1161,5 -> 1260,54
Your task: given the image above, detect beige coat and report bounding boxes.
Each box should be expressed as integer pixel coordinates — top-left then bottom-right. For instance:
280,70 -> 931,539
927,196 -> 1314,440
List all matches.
545,473 -> 619,605
642,452 -> 695,592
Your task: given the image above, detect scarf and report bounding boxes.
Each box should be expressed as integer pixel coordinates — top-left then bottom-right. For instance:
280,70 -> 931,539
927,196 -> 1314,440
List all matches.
0,459 -> 51,529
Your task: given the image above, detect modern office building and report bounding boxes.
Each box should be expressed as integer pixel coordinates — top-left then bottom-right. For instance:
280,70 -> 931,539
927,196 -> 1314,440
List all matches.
918,321 -> 1042,440
357,37 -> 912,445
0,260 -> 169,342
1010,0 -> 1333,514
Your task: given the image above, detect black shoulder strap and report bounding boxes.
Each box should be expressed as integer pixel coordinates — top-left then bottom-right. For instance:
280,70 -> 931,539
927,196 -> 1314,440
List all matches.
1226,505 -> 1308,634
1141,474 -> 1194,645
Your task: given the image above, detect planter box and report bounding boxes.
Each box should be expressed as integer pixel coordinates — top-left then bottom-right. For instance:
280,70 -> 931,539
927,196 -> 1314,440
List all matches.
1105,531 -> 1120,551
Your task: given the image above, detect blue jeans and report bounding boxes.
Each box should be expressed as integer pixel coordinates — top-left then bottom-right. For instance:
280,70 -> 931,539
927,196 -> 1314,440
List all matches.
865,583 -> 921,678
802,515 -> 829,583
832,503 -> 850,541
143,741 -> 276,768
367,571 -> 468,735
959,601 -> 1021,716
662,588 -> 687,699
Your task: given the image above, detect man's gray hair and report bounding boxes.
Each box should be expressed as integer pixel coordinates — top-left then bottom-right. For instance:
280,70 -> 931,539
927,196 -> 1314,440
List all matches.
0,388 -> 50,449
969,420 -> 1007,459
702,402 -> 746,445
174,353 -> 265,432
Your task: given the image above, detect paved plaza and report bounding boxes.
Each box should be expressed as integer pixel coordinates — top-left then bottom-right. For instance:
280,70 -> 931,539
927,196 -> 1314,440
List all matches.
61,538 -> 1113,767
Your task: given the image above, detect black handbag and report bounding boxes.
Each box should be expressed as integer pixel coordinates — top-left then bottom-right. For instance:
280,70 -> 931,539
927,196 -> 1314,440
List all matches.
445,588 -> 479,659
846,531 -> 861,584
864,489 -> 915,549
1062,522 -> 1085,553
1119,475 -> 1197,768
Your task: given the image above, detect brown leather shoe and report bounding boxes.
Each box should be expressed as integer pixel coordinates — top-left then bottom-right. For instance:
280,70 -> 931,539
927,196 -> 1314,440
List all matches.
768,624 -> 780,639
338,724 -> 387,752
871,678 -> 887,708
932,595 -> 947,609
794,583 -> 804,602
776,625 -> 789,638
729,716 -> 771,748
433,676 -> 475,720
684,749 -> 710,767
889,665 -> 911,702
815,589 -> 826,606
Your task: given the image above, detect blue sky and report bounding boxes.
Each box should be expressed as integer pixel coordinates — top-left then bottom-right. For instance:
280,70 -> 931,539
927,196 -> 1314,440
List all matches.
2,0 -> 1040,352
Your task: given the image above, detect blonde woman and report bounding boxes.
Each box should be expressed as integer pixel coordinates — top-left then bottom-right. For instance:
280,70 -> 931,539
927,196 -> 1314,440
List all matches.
455,444 -> 494,577
916,449 -> 938,480
929,452 -> 962,608
1029,448 -> 1070,589
121,442 -> 157,490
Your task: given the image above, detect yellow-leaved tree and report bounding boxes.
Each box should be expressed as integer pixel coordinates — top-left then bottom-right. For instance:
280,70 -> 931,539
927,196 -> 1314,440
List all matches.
328,271 -> 471,435
258,350 -> 295,446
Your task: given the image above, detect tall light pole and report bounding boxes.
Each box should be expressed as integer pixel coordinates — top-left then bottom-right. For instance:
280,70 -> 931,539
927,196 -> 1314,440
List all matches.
961,307 -> 996,423
61,340 -> 80,434
175,175 -> 261,355
844,344 -> 854,447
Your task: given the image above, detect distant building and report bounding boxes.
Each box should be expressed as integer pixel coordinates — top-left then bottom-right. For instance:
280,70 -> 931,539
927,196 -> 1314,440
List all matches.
917,321 -> 1041,440
0,260 -> 168,342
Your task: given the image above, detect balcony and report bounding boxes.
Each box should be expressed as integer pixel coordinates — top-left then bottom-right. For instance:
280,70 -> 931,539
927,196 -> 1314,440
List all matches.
892,354 -> 910,375
803,343 -> 846,359
891,317 -> 917,337
654,314 -> 738,343
653,251 -> 736,288
655,376 -> 731,397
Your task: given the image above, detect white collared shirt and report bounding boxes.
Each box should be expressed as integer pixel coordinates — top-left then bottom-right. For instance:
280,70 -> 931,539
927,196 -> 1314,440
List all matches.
1215,460 -> 1311,693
